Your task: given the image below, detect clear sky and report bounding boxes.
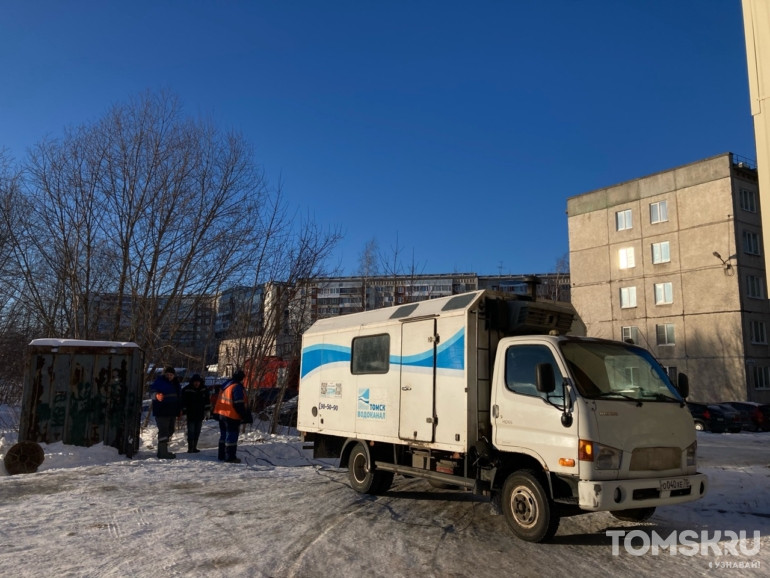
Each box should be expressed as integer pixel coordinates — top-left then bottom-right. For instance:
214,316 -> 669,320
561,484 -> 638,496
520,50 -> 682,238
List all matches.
0,0 -> 756,276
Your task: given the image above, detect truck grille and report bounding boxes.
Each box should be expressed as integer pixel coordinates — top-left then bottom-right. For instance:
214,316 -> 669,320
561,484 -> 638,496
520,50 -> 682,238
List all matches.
629,447 -> 680,471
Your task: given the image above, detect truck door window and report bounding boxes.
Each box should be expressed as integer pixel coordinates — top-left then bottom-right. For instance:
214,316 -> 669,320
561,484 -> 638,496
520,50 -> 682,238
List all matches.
505,345 -> 563,404
351,334 -> 390,374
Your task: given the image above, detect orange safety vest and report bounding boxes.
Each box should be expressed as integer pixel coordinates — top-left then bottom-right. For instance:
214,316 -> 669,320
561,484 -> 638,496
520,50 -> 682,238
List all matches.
214,383 -> 248,419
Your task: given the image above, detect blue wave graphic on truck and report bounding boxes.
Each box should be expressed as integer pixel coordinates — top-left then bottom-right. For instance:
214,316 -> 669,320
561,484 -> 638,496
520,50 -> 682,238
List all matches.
301,329 -> 465,378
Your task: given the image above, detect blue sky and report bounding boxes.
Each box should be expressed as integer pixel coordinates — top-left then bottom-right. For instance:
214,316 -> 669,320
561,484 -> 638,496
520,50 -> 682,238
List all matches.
0,0 -> 756,276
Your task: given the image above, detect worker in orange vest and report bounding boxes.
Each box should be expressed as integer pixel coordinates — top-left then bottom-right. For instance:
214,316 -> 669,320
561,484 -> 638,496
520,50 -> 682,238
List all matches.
214,369 -> 252,463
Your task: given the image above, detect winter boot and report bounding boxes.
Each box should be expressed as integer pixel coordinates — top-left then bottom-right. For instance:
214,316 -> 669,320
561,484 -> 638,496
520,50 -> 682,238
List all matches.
158,441 -> 176,460
218,442 -> 226,461
192,435 -> 200,453
187,440 -> 194,453
225,445 -> 241,463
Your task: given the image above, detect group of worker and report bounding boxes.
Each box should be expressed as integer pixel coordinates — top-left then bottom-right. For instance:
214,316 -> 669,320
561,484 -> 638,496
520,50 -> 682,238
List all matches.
148,367 -> 253,463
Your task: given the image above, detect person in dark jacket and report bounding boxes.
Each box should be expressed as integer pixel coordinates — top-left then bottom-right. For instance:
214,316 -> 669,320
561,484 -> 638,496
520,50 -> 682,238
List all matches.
214,369 -> 252,463
149,366 -> 182,459
181,374 -> 211,453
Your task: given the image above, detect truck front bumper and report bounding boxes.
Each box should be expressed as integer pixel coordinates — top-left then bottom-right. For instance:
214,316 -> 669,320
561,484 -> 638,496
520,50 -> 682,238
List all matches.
577,473 -> 708,511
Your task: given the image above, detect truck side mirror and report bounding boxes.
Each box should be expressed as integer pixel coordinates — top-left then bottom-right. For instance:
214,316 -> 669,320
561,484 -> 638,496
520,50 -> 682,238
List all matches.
677,373 -> 689,399
535,363 -> 555,394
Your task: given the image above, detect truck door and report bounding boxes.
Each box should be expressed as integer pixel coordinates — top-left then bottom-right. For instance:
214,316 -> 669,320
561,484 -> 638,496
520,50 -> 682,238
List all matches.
399,318 -> 436,442
492,343 -> 575,468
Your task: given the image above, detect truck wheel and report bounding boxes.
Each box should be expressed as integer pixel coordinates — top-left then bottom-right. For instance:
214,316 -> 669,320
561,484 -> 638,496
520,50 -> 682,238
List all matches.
501,470 -> 559,542
611,507 -> 656,522
348,444 -> 392,495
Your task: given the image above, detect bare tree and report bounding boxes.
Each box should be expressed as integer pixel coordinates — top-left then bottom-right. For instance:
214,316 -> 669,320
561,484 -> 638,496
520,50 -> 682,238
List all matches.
545,253 -> 570,302
378,234 -> 425,305
3,91 -> 338,383
220,202 -> 341,433
357,237 -> 379,311
379,233 -> 405,305
0,149 -> 31,407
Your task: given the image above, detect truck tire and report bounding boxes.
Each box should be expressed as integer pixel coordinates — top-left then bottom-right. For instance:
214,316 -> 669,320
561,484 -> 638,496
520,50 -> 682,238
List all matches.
611,507 -> 656,522
501,470 -> 559,542
347,443 -> 392,495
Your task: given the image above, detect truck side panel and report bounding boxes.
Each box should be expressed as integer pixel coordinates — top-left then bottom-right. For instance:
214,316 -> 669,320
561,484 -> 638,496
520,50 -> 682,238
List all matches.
298,309 -> 473,453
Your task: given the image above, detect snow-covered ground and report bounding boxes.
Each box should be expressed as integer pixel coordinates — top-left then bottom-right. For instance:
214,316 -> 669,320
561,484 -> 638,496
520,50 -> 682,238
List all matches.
1,407 -> 768,577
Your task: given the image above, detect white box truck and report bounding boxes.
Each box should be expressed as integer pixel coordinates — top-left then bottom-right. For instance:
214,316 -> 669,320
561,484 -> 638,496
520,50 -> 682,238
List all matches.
297,290 -> 707,542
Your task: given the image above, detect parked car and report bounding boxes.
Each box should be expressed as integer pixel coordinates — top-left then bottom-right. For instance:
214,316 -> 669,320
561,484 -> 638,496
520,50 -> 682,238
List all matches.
258,394 -> 299,427
686,402 -> 727,433
714,403 -> 753,433
713,403 -> 743,433
719,401 -> 770,432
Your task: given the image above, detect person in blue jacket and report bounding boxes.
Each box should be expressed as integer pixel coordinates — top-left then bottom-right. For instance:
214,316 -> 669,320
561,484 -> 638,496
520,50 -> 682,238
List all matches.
214,369 -> 252,463
149,366 -> 182,459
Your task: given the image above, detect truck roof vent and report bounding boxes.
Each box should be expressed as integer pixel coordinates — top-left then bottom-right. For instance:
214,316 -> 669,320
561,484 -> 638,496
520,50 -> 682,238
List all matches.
389,303 -> 419,319
441,293 -> 477,311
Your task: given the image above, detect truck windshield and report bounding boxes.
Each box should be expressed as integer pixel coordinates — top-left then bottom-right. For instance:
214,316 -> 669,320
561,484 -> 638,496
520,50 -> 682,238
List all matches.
559,340 -> 682,402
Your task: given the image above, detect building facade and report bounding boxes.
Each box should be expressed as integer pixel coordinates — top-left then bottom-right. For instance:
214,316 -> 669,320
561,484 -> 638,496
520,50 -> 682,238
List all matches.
567,152 -> 770,403
298,272 -> 570,321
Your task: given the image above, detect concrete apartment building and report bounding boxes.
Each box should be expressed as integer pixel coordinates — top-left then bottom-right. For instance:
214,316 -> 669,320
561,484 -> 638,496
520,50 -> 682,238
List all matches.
303,272 -> 570,319
567,152 -> 770,403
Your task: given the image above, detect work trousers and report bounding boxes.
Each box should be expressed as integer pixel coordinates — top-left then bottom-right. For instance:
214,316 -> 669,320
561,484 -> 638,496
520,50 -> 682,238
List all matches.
156,416 -> 176,444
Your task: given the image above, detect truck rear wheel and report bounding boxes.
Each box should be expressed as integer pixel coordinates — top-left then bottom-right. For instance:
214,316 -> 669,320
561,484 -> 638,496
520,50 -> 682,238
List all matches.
501,470 -> 559,542
348,443 -> 393,495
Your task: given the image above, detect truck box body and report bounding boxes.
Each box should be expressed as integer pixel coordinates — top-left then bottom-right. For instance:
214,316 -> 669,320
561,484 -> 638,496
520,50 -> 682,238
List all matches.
299,290 -> 573,452
298,290 -> 707,542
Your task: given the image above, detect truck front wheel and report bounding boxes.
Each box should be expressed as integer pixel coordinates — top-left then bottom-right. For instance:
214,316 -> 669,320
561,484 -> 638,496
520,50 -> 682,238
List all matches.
501,470 -> 560,542
348,443 -> 393,495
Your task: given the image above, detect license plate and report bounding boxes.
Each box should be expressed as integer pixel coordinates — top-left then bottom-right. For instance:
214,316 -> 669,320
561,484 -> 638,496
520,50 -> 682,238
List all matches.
660,478 -> 690,491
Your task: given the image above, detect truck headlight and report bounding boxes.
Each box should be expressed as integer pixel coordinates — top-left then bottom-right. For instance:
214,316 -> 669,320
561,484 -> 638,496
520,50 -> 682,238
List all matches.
686,441 -> 697,468
579,439 -> 622,470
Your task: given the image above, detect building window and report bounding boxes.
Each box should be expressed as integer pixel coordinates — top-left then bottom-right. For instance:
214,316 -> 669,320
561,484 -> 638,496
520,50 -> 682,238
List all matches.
753,366 -> 770,390
618,247 -> 635,269
654,282 -> 673,305
656,324 -> 675,345
621,326 -> 639,344
664,366 -> 678,384
743,231 -> 761,255
650,201 -> 668,224
740,188 -> 757,213
747,275 -> 765,299
620,286 -> 637,308
616,209 -> 632,231
620,287 -> 636,309
651,241 -> 670,264
750,320 -> 767,344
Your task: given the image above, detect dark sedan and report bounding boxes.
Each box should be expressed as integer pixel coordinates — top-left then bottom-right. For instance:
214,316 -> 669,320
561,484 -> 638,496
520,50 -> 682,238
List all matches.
686,402 -> 727,433
719,401 -> 770,432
